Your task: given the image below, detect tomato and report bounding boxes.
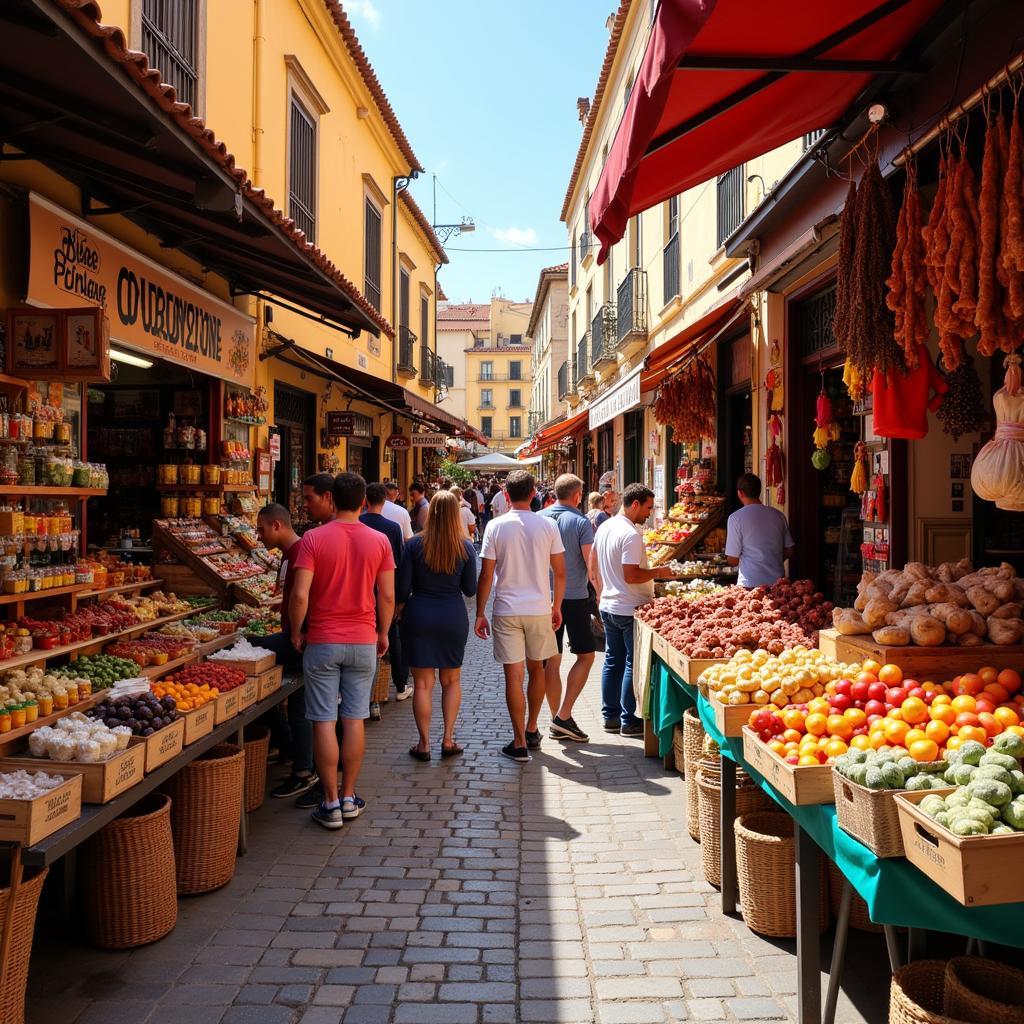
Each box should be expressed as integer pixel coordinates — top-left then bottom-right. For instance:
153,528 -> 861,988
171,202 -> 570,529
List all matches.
994,707 -> 1021,729
861,659 -> 882,676
997,668 -> 1022,694
977,712 -> 1003,738
957,725 -> 988,746
955,712 -> 980,729
957,673 -> 983,696
901,697 -> 928,725
984,684 -> 1010,705
908,738 -> 939,763
924,720 -> 949,745
950,695 -> 977,714
804,713 -> 828,737
978,667 -> 998,686
883,719 -> 910,745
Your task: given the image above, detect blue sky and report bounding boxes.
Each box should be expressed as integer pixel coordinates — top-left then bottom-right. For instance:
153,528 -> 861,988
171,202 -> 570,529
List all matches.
346,0 -> 613,304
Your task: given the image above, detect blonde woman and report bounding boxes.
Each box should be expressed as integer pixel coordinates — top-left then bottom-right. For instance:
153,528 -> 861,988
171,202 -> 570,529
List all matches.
397,490 -> 478,760
585,491 -> 604,526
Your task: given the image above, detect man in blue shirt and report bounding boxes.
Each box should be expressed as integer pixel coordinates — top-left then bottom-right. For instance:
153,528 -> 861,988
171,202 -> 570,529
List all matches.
539,473 -> 596,742
725,473 -> 795,588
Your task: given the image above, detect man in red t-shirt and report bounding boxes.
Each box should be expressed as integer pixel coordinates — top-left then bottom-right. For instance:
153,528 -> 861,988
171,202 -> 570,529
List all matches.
290,473 -> 395,830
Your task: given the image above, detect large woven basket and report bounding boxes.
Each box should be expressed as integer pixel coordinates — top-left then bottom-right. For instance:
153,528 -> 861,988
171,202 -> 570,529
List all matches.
672,723 -> 686,775
890,961 -> 972,1024
944,957 -> 1024,1024
832,772 -> 906,858
735,811 -> 828,937
82,793 -> 177,948
164,743 -> 244,894
696,757 -> 773,887
243,724 -> 271,812
0,858 -> 48,1024
826,860 -> 881,933
371,659 -> 391,704
683,708 -> 705,841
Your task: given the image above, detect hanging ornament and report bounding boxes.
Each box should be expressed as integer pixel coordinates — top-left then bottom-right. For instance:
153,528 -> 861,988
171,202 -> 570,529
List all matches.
811,448 -> 832,470
850,441 -> 869,494
874,464 -> 887,522
812,371 -> 837,461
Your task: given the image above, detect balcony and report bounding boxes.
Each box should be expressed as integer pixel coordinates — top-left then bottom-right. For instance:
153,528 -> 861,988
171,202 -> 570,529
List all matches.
591,303 -> 617,369
476,373 -> 528,382
419,347 -> 449,391
397,326 -> 417,377
478,401 -> 496,411
662,233 -> 680,304
557,360 -> 570,400
617,268 -> 648,348
507,400 -> 524,409
576,331 -> 593,388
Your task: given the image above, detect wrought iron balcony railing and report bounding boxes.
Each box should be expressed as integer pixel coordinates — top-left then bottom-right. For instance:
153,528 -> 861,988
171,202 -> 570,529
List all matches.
576,331 -> 593,386
557,360 -> 570,400
397,327 -> 417,374
591,303 -> 617,368
616,268 -> 648,347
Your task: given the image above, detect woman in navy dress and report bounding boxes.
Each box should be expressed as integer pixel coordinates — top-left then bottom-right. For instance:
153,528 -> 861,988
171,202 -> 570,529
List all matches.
397,490 -> 477,760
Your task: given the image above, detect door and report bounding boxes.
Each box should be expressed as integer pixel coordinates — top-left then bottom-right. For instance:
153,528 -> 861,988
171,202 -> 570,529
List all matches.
623,410 -> 644,486
273,384 -> 316,523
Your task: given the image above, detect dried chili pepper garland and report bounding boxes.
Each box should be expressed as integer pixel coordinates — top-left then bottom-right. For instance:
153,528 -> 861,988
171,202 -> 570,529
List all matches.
886,157 -> 929,368
653,357 -> 716,442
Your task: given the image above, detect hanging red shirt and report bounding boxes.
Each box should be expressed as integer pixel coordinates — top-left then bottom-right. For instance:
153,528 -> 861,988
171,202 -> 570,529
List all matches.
870,345 -> 948,440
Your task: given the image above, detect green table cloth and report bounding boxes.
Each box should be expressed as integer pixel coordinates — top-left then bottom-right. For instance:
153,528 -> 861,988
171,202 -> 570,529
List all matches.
652,654 -> 1021,947
649,657 -> 698,757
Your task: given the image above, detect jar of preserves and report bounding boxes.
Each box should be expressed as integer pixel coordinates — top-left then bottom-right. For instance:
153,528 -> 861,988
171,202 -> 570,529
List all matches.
161,496 -> 180,517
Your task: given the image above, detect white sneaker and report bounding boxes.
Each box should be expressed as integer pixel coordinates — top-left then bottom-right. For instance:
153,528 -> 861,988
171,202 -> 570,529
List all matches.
396,688 -> 411,701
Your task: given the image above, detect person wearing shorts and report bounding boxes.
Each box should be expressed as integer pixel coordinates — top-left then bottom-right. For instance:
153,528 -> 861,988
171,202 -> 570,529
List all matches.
540,474 -> 597,743
290,473 -> 395,829
475,470 -> 565,763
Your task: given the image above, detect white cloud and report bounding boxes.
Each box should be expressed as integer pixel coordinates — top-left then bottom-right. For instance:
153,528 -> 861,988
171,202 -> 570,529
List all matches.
491,226 -> 537,246
347,0 -> 381,28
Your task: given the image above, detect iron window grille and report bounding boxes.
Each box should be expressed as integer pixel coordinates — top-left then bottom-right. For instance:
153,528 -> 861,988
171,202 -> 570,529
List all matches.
616,268 -> 648,345
289,96 -> 317,242
364,199 -> 382,312
141,0 -> 197,109
716,165 -> 744,247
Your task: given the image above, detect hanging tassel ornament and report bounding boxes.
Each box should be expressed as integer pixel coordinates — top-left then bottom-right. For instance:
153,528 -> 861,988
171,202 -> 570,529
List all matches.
850,441 -> 869,495
873,465 -> 887,522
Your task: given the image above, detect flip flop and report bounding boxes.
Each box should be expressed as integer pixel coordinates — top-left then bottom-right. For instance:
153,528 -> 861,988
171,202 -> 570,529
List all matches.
408,746 -> 431,762
441,743 -> 463,758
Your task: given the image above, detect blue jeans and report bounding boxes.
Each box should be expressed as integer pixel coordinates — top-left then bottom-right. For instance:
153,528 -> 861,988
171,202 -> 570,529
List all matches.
252,631 -> 313,775
600,611 -> 639,728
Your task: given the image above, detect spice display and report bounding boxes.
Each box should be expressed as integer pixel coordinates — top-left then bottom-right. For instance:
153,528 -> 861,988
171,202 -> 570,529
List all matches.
0,770 -> 67,799
27,714 -> 132,762
86,692 -> 180,737
653,357 -> 715,441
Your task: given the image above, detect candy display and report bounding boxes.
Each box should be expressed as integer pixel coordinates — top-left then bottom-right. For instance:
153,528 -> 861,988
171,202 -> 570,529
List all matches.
28,713 -> 132,762
0,769 -> 67,799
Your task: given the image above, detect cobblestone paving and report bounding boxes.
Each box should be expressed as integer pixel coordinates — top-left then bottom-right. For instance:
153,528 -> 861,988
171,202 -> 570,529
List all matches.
28,615 -> 890,1024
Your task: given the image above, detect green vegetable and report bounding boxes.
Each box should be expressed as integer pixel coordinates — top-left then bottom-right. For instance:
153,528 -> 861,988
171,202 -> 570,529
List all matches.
946,791 -> 970,809
846,749 -> 868,765
951,818 -> 988,836
991,824 -> 1018,835
966,778 -> 1013,808
864,765 -> 886,791
919,794 -> 946,816
979,750 -> 1018,772
993,732 -> 1024,759
943,765 -> 958,785
934,811 -> 950,828
847,764 -> 869,787
897,756 -> 917,775
974,765 -> 1013,786
959,741 -> 986,766
953,763 -> 979,786
905,775 -> 932,791
966,799 -> 999,827
1001,796 -> 1024,830
880,762 -> 906,789
1010,770 -> 1024,795
945,748 -> 963,765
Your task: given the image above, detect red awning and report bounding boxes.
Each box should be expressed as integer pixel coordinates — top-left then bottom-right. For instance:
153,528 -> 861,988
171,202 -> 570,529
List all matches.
641,295 -> 744,392
590,0 -> 943,262
533,410 -> 590,453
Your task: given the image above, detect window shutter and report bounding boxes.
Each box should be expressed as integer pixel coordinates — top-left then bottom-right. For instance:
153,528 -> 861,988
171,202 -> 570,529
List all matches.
364,201 -> 382,312
289,97 -> 317,243
142,0 -> 198,109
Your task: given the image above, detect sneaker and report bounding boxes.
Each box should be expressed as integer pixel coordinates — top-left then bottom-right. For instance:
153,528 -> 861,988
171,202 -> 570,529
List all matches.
603,718 -> 621,733
396,688 -> 412,702
550,716 -> 589,742
525,730 -> 542,749
271,772 -> 318,799
295,784 -> 324,810
368,702 -> 382,721
311,802 -> 344,830
501,742 -> 530,763
620,722 -> 644,737
341,795 -> 366,820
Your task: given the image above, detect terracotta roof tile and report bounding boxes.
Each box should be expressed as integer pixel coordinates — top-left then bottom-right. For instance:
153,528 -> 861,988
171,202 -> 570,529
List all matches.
438,303 -> 491,324
560,0 -> 634,224
53,0 -> 395,339
399,190 -> 448,265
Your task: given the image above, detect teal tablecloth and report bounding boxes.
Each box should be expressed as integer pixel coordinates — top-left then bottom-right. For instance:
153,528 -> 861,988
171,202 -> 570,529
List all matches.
649,658 -> 698,757
652,654 -> 1020,948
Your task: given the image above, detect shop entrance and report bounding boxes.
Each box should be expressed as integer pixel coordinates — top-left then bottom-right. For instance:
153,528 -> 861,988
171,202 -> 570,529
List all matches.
623,410 -> 644,487
581,434 -> 595,492
597,424 -> 614,486
273,383 -> 315,522
718,333 -> 752,515
347,436 -> 380,480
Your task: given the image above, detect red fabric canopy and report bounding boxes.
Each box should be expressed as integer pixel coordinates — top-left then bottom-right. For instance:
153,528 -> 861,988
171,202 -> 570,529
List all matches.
590,0 -> 942,262
532,409 -> 590,453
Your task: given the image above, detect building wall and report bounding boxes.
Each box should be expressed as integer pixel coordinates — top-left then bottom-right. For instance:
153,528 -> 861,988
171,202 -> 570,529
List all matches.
528,277 -> 568,430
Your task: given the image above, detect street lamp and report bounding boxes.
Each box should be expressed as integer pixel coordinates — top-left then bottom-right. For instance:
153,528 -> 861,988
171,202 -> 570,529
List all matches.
432,217 -> 475,246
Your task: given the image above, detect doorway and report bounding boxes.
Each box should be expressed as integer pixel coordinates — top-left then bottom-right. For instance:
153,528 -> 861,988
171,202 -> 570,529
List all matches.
623,410 -> 644,487
273,383 -> 316,523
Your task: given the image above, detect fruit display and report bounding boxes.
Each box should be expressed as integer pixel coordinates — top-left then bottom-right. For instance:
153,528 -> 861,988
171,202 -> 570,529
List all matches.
834,559 -> 1024,646
0,769 -> 68,799
158,621 -> 221,643
242,612 -> 282,637
667,495 -> 724,522
186,595 -> 218,609
663,556 -> 737,579
161,663 -> 246,693
833,748 -> 949,788
234,571 -> 278,603
703,647 -> 857,708
104,635 -> 195,667
86,692 -> 180,737
53,655 -> 142,689
638,580 -> 834,657
28,713 -> 132,761
150,678 -> 218,711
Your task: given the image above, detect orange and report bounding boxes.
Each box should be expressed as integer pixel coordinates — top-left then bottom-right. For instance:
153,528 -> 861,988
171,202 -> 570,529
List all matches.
883,719 -> 910,745
782,728 -> 803,744
903,728 -> 928,747
824,739 -> 849,759
886,708 -> 904,721
843,708 -> 867,728
950,695 -> 977,714
924,720 -> 950,746
930,704 -> 956,726
994,707 -> 1021,729
798,754 -> 822,766
957,725 -> 988,746
804,712 -> 828,736
862,659 -> 882,676
901,697 -> 928,725
768,740 -> 787,756
782,708 -> 806,731
878,664 -> 903,685
869,731 -> 889,750
908,738 -> 940,763
931,693 -> 952,706
978,713 -> 1003,738
826,715 -> 853,740
807,697 -> 829,716
850,734 -> 872,751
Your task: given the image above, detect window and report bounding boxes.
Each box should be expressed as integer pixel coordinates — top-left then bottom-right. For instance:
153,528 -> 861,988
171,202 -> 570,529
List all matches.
716,165 -> 744,247
509,389 -> 521,408
289,96 -> 317,242
420,294 -> 429,351
481,389 -> 493,407
628,214 -> 641,269
663,196 -> 680,301
364,199 -> 382,312
445,364 -> 454,387
509,416 -> 522,438
571,232 -> 577,288
142,0 -> 198,109
509,361 -> 522,381
481,360 -> 493,380
481,416 -> 493,437
399,269 -> 410,329
510,333 -> 522,345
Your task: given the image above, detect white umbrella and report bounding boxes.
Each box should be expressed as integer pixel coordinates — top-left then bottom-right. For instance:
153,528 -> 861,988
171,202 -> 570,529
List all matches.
457,452 -> 526,470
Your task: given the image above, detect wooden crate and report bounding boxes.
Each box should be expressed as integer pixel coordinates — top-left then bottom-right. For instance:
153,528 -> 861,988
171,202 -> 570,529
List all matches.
665,645 -> 688,682
0,744 -> 144,804
207,652 -> 275,676
129,718 -> 185,772
237,676 -> 259,711
895,790 -> 1024,907
817,628 -> 841,660
0,773 -> 82,845
710,696 -> 752,738
215,688 -> 240,724
741,727 -> 834,806
651,632 -> 669,662
686,656 -> 728,685
257,665 -> 284,700
182,702 -> 215,745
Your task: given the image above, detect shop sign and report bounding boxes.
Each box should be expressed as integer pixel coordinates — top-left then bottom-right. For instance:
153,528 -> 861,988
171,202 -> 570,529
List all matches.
588,366 -> 642,430
386,433 -> 411,450
411,434 -> 448,448
27,193 -> 255,388
326,412 -> 356,436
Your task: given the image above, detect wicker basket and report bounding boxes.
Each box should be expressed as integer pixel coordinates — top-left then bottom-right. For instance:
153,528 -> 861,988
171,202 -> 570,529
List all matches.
944,957 -> 1024,1024
696,757 -> 773,887
243,725 -> 271,813
683,708 -> 705,841
164,743 -> 243,895
672,723 -> 686,775
734,812 -> 829,937
832,772 -> 907,858
82,793 -> 177,948
0,857 -> 48,1024
371,659 -> 391,704
826,860 -> 880,933
890,961 -> 972,1024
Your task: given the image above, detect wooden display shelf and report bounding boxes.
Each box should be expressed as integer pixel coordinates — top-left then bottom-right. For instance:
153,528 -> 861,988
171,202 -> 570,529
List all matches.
0,486 -> 106,498
0,374 -> 29,391
138,650 -> 198,679
0,583 -> 90,606
155,483 -> 255,493
647,506 -> 725,567
0,692 -> 103,753
818,628 -> 1024,674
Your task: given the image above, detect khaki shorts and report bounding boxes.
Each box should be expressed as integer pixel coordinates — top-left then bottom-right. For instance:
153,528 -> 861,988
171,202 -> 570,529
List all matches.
492,614 -> 558,664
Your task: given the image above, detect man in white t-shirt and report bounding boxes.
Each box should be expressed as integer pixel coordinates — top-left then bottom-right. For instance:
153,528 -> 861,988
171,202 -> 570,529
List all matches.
476,470 -> 566,763
489,486 -> 511,518
725,472 -> 795,588
382,483 -> 414,542
450,486 -> 477,540
592,483 -> 671,736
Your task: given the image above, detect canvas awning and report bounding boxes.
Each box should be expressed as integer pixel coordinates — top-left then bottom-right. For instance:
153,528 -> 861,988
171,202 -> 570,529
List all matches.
531,409 -> 591,453
457,453 -> 525,470
590,0 -> 945,262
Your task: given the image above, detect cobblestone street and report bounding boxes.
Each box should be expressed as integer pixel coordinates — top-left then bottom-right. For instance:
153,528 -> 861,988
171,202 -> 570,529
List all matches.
28,617 -> 889,1024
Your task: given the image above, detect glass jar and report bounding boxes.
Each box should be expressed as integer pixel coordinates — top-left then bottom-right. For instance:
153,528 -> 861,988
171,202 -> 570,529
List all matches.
17,450 -> 36,486
72,461 -> 91,488
181,464 -> 201,485
161,496 -> 180,517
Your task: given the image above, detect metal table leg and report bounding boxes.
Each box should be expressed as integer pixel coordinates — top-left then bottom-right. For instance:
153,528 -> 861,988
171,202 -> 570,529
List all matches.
822,877 -> 852,1024
236,725 -> 248,856
720,757 -> 738,914
907,928 -> 926,963
795,824 -> 821,1024
884,925 -> 902,971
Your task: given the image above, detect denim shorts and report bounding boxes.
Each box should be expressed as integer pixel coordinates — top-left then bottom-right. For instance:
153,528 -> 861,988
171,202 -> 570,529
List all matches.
302,642 -> 377,721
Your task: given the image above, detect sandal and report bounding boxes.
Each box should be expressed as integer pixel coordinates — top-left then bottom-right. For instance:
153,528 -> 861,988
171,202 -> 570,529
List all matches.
441,743 -> 463,758
408,746 -> 431,762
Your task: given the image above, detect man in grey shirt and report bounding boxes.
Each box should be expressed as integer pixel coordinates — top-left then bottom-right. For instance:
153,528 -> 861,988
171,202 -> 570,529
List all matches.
539,473 -> 596,742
